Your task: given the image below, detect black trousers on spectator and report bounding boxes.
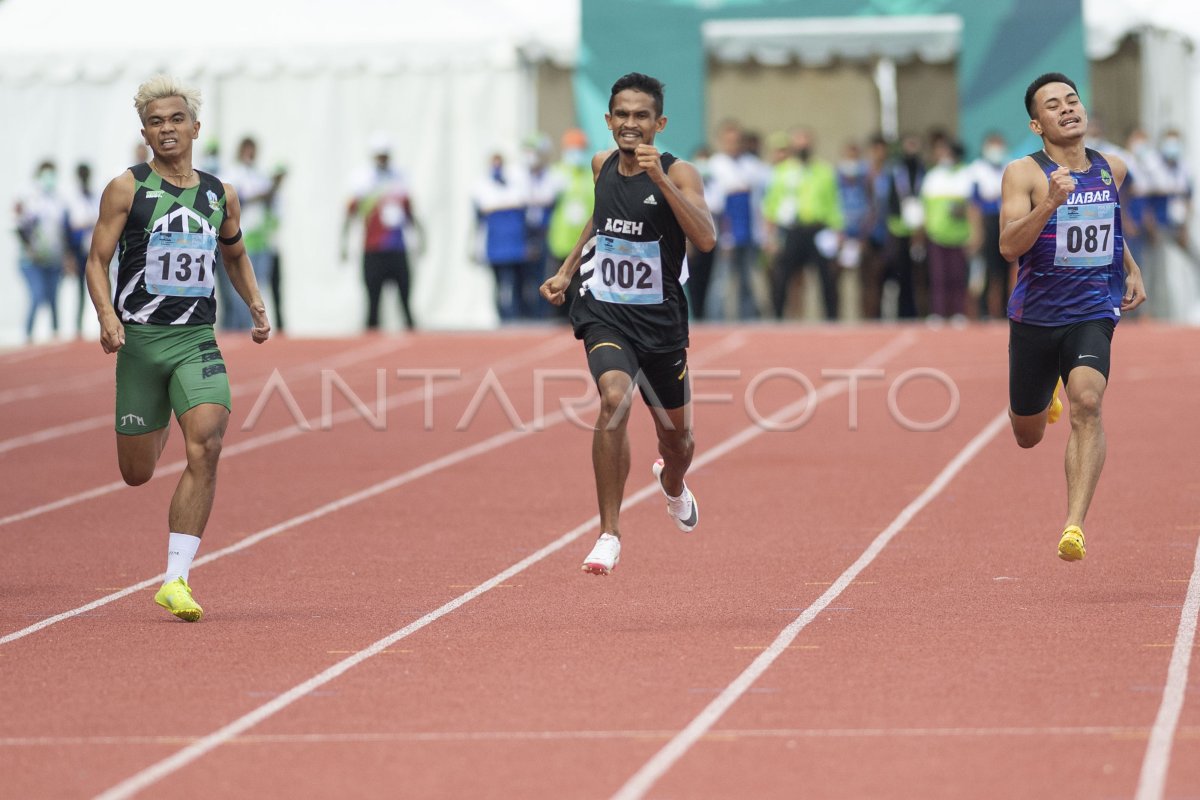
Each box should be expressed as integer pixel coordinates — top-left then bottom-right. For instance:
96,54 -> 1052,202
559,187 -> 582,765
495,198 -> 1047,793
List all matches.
363,249 -> 413,330
977,213 -> 1010,319
771,223 -> 838,320
883,234 -> 919,319
270,249 -> 285,332
686,244 -> 717,320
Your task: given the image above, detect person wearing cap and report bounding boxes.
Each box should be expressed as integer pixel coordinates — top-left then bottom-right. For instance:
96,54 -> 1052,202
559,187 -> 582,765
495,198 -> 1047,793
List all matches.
341,133 -> 422,330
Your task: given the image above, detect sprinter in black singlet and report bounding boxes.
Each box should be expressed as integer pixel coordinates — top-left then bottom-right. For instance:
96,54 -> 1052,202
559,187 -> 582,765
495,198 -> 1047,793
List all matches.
85,75 -> 270,621
541,72 -> 716,576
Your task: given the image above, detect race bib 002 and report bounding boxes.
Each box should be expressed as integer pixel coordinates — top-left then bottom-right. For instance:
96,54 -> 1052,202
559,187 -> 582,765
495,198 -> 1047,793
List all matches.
145,231 -> 217,297
1054,203 -> 1116,268
583,236 -> 664,305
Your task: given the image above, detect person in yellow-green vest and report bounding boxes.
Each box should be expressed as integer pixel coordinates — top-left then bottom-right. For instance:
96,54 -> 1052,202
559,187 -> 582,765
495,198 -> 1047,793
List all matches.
763,128 -> 844,320
920,137 -> 975,322
546,128 -> 595,318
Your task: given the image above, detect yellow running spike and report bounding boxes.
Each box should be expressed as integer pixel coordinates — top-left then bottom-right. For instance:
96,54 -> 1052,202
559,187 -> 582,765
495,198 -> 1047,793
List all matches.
1048,378 -> 1064,424
154,577 -> 203,622
1058,526 -> 1086,562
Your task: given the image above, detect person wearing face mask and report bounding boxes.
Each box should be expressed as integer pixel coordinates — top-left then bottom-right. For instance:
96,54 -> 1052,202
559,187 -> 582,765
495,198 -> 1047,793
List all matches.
921,138 -> 974,324
1125,127 -> 1175,314
66,162 -> 101,339
546,129 -> 596,319
707,119 -> 761,320
968,132 -> 1013,319
835,140 -> 871,307
1158,129 -> 1193,251
522,133 -> 561,320
763,127 -> 844,320
14,160 -> 71,343
473,150 -> 534,322
881,133 -> 926,319
221,136 -> 284,331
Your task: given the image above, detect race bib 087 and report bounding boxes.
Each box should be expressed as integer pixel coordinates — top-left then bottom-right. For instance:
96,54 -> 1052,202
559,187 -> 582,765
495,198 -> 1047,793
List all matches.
1054,203 -> 1116,268
145,231 -> 217,297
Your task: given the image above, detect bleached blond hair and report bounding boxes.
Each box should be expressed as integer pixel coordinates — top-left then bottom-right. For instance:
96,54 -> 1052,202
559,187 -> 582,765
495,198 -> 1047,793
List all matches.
133,75 -> 201,123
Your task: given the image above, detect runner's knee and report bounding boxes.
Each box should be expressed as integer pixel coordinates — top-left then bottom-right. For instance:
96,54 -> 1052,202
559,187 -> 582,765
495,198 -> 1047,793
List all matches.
596,376 -> 633,424
185,427 -> 224,470
1009,414 -> 1044,449
1069,388 -> 1103,424
119,460 -> 155,486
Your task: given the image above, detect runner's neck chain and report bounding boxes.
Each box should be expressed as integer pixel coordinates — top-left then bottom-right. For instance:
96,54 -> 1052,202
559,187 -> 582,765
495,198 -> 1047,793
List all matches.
1043,149 -> 1090,173
151,158 -> 195,181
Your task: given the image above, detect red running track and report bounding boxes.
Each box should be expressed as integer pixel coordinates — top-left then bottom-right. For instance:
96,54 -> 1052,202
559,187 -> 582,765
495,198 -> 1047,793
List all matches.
0,322 -> 1197,800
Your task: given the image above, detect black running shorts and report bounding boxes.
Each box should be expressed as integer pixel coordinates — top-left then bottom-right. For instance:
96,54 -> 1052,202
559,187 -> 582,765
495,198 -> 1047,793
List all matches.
1008,318 -> 1115,416
581,325 -> 690,410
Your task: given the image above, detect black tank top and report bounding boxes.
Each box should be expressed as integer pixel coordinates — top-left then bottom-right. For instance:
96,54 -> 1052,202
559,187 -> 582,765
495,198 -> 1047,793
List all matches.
570,150 -> 689,352
114,162 -> 226,326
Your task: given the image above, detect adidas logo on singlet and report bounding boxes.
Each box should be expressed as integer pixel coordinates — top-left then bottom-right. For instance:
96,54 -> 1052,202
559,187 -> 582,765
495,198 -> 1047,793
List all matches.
643,195 -> 658,205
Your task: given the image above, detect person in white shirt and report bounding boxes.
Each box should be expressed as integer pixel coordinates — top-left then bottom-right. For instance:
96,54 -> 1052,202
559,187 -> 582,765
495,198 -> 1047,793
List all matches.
15,160 -> 70,342
707,120 -> 762,319
221,137 -> 284,330
968,132 -> 1011,319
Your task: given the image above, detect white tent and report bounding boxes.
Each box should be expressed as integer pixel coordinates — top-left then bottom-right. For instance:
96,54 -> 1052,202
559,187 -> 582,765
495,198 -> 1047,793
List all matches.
0,0 -> 578,343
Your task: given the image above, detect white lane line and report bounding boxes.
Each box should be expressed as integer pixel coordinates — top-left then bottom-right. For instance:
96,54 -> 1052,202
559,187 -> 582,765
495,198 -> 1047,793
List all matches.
89,333 -> 914,800
610,406 -> 1011,800
1,333 -> 750,644
1135,532 -> 1200,800
0,335 -> 572,528
0,337 -> 416,455
8,724 -> 1193,747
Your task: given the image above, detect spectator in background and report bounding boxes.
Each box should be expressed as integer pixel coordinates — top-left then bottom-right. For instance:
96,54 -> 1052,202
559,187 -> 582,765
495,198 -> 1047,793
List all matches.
835,139 -> 872,302
921,138 -> 973,324
968,131 -> 1011,320
686,144 -> 722,320
221,136 -> 285,330
200,138 -> 221,175
66,162 -> 100,338
708,119 -> 760,320
474,151 -> 533,322
14,160 -> 70,343
546,128 -> 595,319
1125,127 -> 1171,313
1159,128 -> 1193,251
267,161 -> 287,334
523,133 -> 561,321
859,134 -> 892,319
342,133 -> 421,331
764,127 -> 843,320
881,132 -> 925,319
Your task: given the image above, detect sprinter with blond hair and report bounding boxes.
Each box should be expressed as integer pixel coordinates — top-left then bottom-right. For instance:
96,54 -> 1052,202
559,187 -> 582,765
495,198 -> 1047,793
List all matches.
85,74 -> 270,621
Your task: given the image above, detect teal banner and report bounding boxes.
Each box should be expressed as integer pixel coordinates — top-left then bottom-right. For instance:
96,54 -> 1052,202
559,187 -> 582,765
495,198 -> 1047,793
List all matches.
578,0 -> 1086,157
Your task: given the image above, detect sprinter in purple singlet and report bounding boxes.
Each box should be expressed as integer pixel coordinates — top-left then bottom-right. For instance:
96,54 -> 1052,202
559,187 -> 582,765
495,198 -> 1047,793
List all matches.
999,73 -> 1147,562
